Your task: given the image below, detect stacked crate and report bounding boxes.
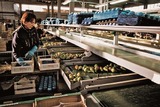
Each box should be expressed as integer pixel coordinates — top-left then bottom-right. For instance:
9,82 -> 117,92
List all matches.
0,38 -> 7,52
68,12 -> 93,24
117,11 -> 160,26
35,93 -> 87,107
37,55 -> 60,71
11,58 -> 34,74
14,77 -> 36,95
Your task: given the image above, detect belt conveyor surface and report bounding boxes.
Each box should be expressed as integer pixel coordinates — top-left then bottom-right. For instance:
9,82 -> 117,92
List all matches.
92,83 -> 160,107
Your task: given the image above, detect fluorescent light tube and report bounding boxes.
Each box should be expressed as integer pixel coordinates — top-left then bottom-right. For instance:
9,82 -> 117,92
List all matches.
110,0 -> 128,5
95,3 -> 108,8
62,0 -> 71,5
62,0 -> 77,5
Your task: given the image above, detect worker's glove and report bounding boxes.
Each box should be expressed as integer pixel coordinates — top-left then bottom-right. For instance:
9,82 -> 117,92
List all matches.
81,51 -> 92,61
84,51 -> 92,57
25,45 -> 38,59
16,57 -> 26,66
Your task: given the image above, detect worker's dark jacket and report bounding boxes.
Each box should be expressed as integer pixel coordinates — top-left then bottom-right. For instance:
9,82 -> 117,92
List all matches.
12,24 -> 39,60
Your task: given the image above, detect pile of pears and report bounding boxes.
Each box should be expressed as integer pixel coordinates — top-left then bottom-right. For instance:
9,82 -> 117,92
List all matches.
74,63 -> 125,73
52,52 -> 84,60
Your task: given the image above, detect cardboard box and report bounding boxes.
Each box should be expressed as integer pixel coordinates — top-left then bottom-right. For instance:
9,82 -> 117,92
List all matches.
35,93 -> 87,107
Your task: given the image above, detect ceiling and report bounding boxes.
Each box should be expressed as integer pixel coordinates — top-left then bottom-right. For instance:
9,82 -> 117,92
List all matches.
1,0 -> 160,9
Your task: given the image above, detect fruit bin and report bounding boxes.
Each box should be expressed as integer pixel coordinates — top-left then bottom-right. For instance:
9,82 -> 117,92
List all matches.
47,46 -> 85,54
34,92 -> 87,107
51,51 -> 103,63
51,51 -> 84,60
11,59 -> 34,74
40,36 -> 64,43
41,41 -> 75,49
61,60 -> 143,90
38,55 -> 60,71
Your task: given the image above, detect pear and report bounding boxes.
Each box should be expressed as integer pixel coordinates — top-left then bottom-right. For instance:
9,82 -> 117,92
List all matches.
69,74 -> 74,79
78,66 -> 82,70
108,66 -> 112,71
76,77 -> 81,82
103,66 -> 108,72
76,72 -> 81,77
73,78 -> 77,82
74,65 -> 79,70
82,65 -> 87,71
65,70 -> 70,75
90,67 -> 95,73
111,67 -> 116,73
99,66 -> 103,72
83,67 -> 88,72
94,64 -> 98,68
94,65 -> 99,72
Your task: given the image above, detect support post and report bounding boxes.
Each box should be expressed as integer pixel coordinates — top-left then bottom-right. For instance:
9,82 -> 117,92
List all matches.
113,31 -> 119,45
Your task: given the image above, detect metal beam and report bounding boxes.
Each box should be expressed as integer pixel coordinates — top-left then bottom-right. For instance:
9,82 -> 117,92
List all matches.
0,0 -> 50,5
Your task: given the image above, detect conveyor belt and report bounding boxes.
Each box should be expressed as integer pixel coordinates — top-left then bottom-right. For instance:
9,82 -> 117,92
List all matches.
64,33 -> 160,72
120,44 -> 160,56
55,33 -> 160,84
71,32 -> 160,57
92,83 -> 160,107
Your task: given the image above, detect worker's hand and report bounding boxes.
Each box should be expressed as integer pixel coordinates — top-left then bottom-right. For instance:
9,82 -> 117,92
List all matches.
16,57 -> 26,66
25,45 -> 38,59
84,50 -> 92,57
81,50 -> 92,61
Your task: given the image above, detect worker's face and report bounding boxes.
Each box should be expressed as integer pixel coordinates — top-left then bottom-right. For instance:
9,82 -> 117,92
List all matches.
24,19 -> 36,29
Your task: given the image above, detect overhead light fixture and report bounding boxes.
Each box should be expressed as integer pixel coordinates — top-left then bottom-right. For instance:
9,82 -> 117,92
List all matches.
95,3 -> 108,8
95,0 -> 128,8
62,0 -> 77,5
110,0 -> 128,5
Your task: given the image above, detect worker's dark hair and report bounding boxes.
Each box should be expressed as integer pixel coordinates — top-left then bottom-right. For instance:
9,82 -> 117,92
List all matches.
20,12 -> 36,23
36,18 -> 42,24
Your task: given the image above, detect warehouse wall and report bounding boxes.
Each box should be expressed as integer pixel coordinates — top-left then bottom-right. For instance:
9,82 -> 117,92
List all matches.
31,12 -> 48,20
0,1 -> 14,13
33,12 -> 68,20
0,1 -> 19,20
1,1 -> 68,22
0,1 -> 50,22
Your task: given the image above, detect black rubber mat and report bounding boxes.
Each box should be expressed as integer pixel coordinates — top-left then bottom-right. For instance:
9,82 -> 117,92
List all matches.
92,83 -> 160,107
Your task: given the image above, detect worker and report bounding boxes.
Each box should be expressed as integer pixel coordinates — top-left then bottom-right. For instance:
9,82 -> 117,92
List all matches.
12,12 -> 39,66
35,18 -> 46,45
35,18 -> 46,38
